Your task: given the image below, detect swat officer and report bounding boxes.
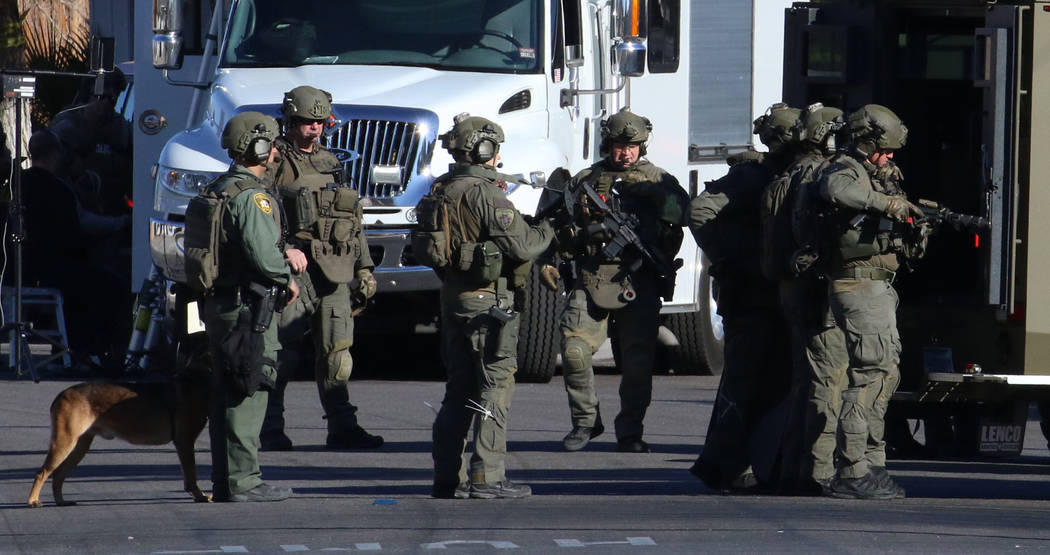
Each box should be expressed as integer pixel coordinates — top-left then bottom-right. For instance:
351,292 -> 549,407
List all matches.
688,103 -> 800,491
540,109 -> 688,454
813,104 -> 919,499
420,114 -> 555,499
762,103 -> 845,495
203,111 -> 299,502
260,85 -> 382,451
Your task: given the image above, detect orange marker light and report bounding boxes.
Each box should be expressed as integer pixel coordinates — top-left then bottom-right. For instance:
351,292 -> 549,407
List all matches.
631,0 -> 641,37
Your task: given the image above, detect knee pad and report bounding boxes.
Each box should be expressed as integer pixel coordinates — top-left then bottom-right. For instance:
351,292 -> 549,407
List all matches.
563,338 -> 590,373
330,349 -> 353,382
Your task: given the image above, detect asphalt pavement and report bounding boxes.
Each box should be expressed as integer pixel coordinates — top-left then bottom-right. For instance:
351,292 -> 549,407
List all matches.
2,365 -> 1050,554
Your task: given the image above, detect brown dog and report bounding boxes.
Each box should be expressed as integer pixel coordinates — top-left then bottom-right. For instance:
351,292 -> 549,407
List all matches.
27,365 -> 211,507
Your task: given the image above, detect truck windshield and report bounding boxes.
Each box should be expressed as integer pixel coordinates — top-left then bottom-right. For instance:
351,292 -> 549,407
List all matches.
221,0 -> 543,73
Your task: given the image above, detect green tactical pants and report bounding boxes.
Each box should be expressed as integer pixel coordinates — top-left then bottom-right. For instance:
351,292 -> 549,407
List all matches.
804,315 -> 849,482
432,286 -> 520,486
824,277 -> 901,479
559,276 -> 660,441
203,293 -> 278,496
264,266 -> 359,437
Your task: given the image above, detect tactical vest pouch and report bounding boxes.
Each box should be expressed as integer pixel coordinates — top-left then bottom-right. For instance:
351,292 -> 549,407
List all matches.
468,241 -> 503,284
411,230 -> 449,269
411,195 -> 451,270
334,188 -> 359,212
455,240 -> 477,272
284,174 -> 363,283
310,239 -> 358,283
331,219 -> 353,243
581,263 -> 635,310
288,187 -> 318,233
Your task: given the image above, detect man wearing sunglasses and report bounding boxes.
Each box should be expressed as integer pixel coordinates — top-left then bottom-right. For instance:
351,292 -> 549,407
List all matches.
260,85 -> 383,452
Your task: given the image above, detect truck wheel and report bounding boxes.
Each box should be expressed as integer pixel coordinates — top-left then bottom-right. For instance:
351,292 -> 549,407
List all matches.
666,267 -> 724,375
516,265 -> 562,383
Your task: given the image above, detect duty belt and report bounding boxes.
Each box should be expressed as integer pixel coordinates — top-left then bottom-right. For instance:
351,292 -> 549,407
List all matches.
830,267 -> 896,282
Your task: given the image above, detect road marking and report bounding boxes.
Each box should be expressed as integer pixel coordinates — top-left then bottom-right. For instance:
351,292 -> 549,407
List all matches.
554,537 -> 657,547
154,548 -> 248,554
156,537 -> 658,552
316,545 -> 382,551
421,540 -> 520,549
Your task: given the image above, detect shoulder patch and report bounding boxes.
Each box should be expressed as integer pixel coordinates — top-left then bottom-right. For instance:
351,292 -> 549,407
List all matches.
495,207 -> 516,230
493,197 -> 515,209
253,192 -> 274,214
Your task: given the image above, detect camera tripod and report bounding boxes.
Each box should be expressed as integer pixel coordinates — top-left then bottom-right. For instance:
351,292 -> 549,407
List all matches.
2,48 -> 117,381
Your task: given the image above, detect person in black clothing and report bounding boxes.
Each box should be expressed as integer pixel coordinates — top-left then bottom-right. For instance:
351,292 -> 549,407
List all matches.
17,130 -> 131,364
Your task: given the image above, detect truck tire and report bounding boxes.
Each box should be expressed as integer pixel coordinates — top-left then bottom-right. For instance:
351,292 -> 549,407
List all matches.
666,267 -> 724,375
516,265 -> 562,383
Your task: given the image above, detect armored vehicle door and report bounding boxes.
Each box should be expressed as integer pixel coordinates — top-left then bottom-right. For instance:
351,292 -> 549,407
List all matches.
975,6 -> 1023,310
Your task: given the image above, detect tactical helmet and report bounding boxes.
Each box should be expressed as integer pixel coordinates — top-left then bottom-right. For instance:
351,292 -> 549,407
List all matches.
752,102 -> 803,152
439,113 -> 505,164
221,111 -> 278,164
281,85 -> 333,121
803,102 -> 844,149
600,109 -> 652,155
847,104 -> 907,153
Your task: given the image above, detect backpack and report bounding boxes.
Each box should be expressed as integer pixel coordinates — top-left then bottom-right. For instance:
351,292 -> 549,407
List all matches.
788,159 -> 833,277
410,190 -> 452,270
759,171 -> 800,281
183,176 -> 255,292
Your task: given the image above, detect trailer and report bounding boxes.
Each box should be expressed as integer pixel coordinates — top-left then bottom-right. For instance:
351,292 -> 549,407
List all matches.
783,0 -> 1050,455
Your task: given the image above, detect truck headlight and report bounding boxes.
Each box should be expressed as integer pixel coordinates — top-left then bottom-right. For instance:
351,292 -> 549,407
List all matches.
154,166 -> 222,214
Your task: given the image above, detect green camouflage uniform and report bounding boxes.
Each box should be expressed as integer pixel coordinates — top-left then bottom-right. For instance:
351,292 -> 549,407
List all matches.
815,153 -> 903,480
264,135 -> 376,443
688,152 -> 793,488
556,158 -> 686,443
203,165 -> 291,497
430,163 -> 554,487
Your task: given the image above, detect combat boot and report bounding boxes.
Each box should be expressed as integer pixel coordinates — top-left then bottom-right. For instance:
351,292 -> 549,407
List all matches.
616,436 -> 650,453
870,466 -> 906,499
829,470 -> 897,500
260,431 -> 293,452
326,424 -> 384,449
469,480 -> 532,499
689,459 -> 722,491
214,483 -> 293,503
562,417 -> 605,452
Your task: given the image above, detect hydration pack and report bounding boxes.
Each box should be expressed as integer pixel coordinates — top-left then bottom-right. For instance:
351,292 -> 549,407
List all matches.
183,176 -> 255,292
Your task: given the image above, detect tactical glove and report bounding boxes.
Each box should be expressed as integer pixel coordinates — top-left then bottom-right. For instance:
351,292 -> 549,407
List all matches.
884,196 -> 923,223
539,264 -> 561,292
356,268 -> 377,301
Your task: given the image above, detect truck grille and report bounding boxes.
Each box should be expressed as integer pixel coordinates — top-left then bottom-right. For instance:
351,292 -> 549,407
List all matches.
325,111 -> 437,199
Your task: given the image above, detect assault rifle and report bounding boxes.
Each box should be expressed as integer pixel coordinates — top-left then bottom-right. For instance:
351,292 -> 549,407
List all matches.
578,179 -> 683,300
915,199 -> 991,232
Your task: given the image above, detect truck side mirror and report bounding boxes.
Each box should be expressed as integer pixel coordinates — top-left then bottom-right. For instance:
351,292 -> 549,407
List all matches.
152,0 -> 184,70
615,39 -> 646,77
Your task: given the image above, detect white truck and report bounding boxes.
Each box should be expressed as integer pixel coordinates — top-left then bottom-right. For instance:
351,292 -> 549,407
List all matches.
97,0 -> 793,380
